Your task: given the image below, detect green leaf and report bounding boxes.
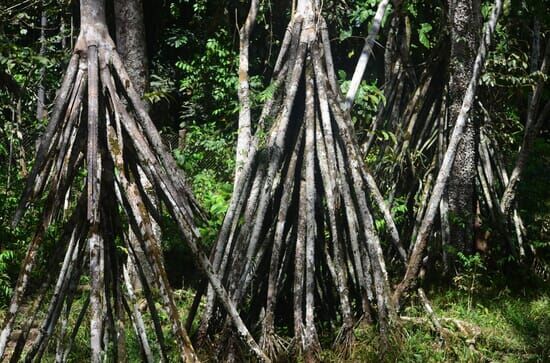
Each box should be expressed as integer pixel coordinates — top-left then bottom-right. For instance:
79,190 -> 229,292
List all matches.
418,23 -> 433,49
339,29 -> 352,42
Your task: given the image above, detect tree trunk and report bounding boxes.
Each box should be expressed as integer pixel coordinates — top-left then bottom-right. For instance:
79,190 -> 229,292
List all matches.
446,0 -> 481,265
114,0 -> 160,294
393,0 -> 502,307
36,5 -> 47,121
114,0 -> 149,99
235,0 -> 259,182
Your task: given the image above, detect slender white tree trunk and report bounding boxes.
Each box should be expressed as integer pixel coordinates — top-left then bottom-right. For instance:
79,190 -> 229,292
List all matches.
235,0 -> 259,182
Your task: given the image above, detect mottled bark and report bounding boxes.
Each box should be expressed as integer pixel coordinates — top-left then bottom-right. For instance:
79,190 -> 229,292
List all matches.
235,0 -> 259,181
446,0 -> 481,262
393,0 -> 503,307
114,0 -> 159,293
114,0 -> 148,99
87,42 -> 104,363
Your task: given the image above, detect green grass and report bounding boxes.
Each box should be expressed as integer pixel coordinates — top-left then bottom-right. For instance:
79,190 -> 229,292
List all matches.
318,287 -> 550,362
2,284 -> 549,362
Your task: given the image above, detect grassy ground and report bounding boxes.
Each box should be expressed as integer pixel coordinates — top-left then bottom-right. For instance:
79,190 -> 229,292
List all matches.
1,281 -> 549,362
319,288 -> 550,362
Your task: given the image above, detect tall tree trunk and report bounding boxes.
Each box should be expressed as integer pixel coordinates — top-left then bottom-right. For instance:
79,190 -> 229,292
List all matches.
446,0 -> 481,265
235,0 -> 259,182
114,0 -> 159,293
114,0 -> 149,101
36,5 -> 47,121
393,0 -> 503,306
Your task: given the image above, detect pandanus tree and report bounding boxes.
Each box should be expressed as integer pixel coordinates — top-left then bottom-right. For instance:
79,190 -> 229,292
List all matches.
192,0 -> 396,360
0,0 -> 268,361
194,0 -> 504,359
360,0 -> 512,278
393,0 -> 503,305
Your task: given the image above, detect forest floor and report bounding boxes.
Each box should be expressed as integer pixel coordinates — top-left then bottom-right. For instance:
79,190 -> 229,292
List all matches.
321,286 -> 550,362
1,278 -> 548,362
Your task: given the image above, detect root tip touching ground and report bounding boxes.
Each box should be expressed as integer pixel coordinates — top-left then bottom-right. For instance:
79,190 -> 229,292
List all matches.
333,323 -> 355,359
260,327 -> 290,361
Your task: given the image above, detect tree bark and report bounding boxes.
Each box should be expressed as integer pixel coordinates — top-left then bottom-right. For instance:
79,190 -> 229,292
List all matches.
446,0 -> 481,264
203,0 -> 395,357
235,0 -> 259,182
114,0 -> 149,99
344,0 -> 395,110
36,5 -> 47,120
393,0 -> 503,307
2,0 -> 269,360
114,0 -> 160,294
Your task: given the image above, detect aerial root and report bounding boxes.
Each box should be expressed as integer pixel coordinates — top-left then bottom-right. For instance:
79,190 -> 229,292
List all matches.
259,324 -> 290,361
198,9 -> 394,361
333,322 -> 355,359
400,315 -> 481,345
